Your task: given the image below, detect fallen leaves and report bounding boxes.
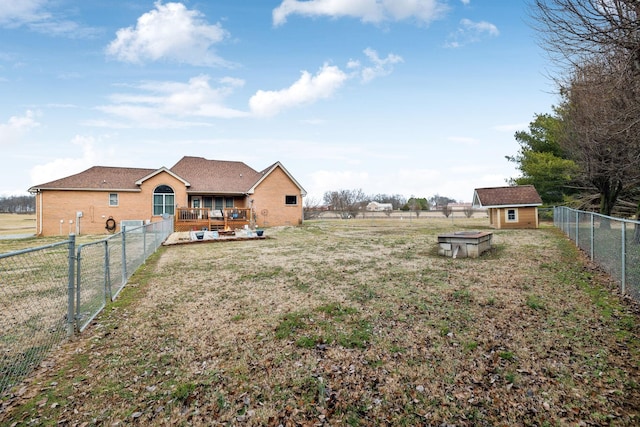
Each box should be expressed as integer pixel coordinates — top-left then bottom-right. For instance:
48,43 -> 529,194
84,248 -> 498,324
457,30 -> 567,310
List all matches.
1,220 -> 639,425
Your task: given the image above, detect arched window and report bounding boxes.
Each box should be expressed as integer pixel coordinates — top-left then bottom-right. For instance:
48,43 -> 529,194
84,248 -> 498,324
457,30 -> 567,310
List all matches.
153,185 -> 175,216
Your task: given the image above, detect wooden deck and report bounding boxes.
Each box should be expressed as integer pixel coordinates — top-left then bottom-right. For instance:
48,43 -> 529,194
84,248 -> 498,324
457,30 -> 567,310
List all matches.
174,207 -> 251,232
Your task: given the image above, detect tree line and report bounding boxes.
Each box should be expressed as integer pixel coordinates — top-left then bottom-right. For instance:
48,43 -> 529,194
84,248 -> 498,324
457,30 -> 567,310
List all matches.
509,0 -> 640,218
0,195 -> 35,213
303,190 -> 461,220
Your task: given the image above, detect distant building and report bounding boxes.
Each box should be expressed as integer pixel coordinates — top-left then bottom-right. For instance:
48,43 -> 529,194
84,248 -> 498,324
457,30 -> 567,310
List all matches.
472,185 -> 543,229
447,202 -> 472,211
366,201 -> 393,211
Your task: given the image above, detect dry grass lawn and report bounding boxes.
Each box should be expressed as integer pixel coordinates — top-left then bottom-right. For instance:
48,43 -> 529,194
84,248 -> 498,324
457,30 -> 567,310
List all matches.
1,218 -> 639,426
0,213 -> 35,237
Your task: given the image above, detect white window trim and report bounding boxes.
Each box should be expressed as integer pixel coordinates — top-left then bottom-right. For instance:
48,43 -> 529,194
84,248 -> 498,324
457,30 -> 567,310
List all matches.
506,208 -> 518,222
109,193 -> 119,207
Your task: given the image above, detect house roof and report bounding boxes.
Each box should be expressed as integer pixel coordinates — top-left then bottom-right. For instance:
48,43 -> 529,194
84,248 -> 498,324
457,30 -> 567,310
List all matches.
28,166 -> 157,192
170,156 -> 263,194
249,161 -> 307,196
473,185 -> 543,208
135,166 -> 190,187
29,156 -> 306,196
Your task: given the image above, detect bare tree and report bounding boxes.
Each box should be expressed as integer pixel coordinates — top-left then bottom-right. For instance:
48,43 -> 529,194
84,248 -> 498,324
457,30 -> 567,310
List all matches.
531,0 -> 640,72
441,205 -> 453,218
532,0 -> 640,215
0,195 -> 35,213
463,205 -> 474,218
303,196 -> 324,220
323,189 -> 367,219
560,52 -> 640,215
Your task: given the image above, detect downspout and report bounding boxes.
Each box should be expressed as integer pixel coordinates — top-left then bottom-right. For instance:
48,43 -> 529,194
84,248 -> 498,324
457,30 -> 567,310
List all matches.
38,191 -> 43,235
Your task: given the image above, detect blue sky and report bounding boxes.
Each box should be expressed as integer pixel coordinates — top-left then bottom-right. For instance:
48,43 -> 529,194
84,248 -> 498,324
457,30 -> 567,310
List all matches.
0,0 -> 557,203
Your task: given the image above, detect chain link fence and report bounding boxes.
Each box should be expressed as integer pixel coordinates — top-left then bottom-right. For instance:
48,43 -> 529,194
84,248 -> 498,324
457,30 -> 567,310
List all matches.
0,217 -> 173,395
554,206 -> 640,301
0,239 -> 74,397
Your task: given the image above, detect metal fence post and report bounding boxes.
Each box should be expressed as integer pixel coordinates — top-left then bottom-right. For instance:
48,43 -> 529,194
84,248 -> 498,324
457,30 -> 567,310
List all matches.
67,234 -> 76,337
105,240 -> 112,301
590,212 -> 594,261
621,222 -> 626,295
143,223 -> 148,260
76,245 -> 82,326
121,226 -> 127,284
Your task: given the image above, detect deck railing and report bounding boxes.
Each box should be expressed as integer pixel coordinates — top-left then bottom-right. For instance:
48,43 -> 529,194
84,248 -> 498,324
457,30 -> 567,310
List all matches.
174,207 -> 252,232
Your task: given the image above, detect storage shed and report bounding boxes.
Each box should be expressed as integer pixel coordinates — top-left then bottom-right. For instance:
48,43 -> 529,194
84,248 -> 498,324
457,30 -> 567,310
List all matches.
472,185 -> 543,229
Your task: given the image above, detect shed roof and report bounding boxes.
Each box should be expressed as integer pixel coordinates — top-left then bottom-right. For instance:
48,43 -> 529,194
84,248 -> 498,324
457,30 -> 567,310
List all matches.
473,185 -> 543,208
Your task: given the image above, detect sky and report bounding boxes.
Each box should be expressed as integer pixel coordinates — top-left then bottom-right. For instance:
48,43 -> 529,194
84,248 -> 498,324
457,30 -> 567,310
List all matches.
0,0 -> 559,203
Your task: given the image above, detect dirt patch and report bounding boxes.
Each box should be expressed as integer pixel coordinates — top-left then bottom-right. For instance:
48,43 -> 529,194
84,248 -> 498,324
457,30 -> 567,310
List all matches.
1,218 -> 639,426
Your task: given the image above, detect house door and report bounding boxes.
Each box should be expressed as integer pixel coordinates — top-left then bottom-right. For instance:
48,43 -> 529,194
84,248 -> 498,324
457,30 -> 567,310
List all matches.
192,198 -> 201,209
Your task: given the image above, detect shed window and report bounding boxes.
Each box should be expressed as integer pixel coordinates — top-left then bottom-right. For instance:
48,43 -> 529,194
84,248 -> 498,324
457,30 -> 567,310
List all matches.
109,193 -> 118,207
285,195 -> 298,205
506,208 -> 518,222
153,185 -> 175,216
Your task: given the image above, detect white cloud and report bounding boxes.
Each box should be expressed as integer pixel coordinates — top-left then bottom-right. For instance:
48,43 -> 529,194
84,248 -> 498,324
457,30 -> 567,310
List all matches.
106,1 -> 230,66
273,0 -> 449,26
461,18 -> 499,36
249,63 -> 348,117
93,48 -> 399,125
29,135 -> 113,186
359,48 -> 403,82
92,75 -> 248,128
0,0 -> 49,26
0,110 -> 39,144
28,19 -> 101,38
0,0 -> 99,37
445,18 -> 499,48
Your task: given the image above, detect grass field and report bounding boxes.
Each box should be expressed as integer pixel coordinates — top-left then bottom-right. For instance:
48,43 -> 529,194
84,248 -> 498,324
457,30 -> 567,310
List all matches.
0,213 -> 35,237
1,218 -> 638,426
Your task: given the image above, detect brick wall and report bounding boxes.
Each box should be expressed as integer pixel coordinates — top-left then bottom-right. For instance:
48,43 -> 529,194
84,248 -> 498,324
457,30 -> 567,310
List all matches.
35,172 -> 188,236
251,166 -> 303,228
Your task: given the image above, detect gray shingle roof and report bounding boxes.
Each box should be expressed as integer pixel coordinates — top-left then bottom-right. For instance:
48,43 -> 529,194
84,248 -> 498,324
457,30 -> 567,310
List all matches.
473,185 -> 543,207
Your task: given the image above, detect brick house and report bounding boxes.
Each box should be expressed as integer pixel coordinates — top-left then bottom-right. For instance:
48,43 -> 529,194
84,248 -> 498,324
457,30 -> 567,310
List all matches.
472,185 -> 543,229
28,156 -> 306,236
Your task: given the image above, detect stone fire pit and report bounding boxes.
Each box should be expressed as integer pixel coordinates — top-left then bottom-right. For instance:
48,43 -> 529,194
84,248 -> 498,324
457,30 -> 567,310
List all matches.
437,231 -> 493,258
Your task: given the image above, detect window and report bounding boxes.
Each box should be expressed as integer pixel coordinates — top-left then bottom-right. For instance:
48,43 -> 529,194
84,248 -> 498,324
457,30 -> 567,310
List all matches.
109,193 -> 118,207
285,195 -> 298,205
214,197 -> 235,210
506,208 -> 518,222
153,185 -> 175,216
